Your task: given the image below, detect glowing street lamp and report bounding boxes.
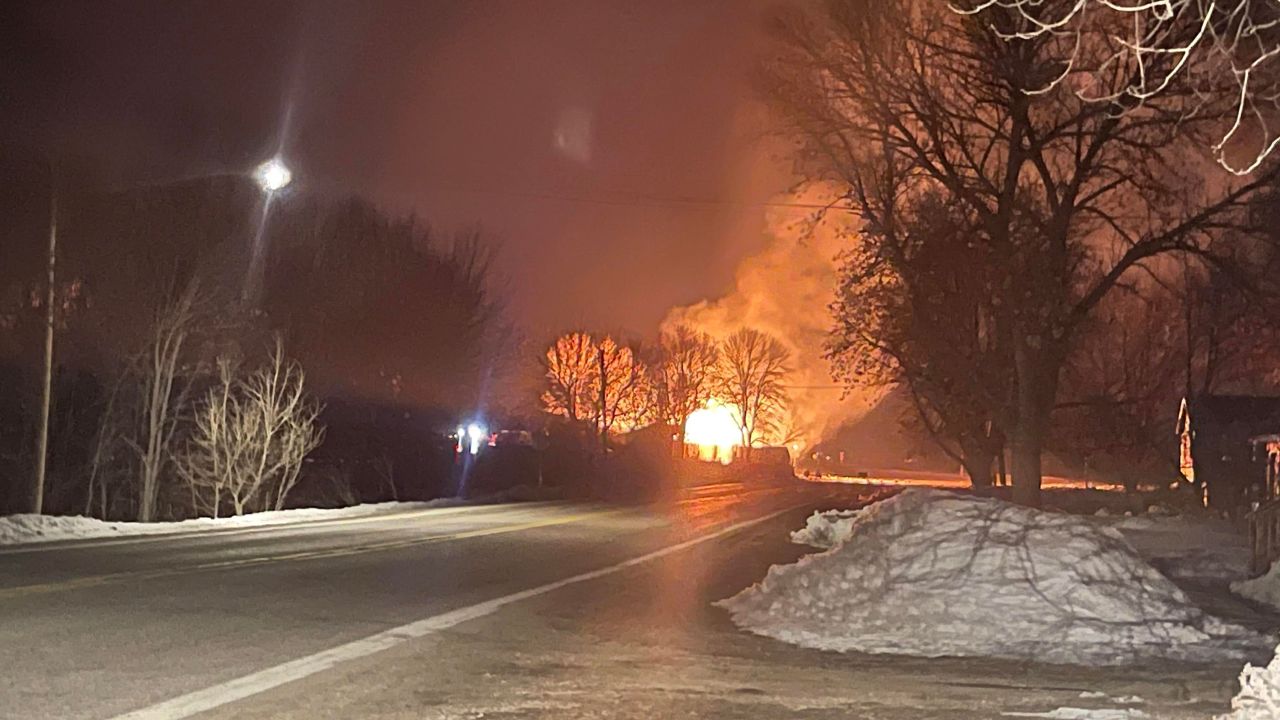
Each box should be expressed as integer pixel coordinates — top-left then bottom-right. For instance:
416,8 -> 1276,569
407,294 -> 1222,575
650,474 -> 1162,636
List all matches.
243,156 -> 293,304
253,157 -> 292,194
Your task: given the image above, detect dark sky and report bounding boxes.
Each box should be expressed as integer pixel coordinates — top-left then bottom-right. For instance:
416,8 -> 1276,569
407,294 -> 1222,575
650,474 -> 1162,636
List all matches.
1,0 -> 789,336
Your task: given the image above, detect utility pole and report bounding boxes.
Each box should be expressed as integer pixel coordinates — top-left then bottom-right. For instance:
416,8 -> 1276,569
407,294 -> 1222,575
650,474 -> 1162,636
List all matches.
32,186 -> 57,514
598,343 -> 608,454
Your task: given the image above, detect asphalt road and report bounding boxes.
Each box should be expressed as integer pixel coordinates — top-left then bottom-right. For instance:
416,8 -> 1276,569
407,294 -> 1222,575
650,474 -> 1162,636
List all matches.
0,483 -> 1246,720
0,483 -> 843,720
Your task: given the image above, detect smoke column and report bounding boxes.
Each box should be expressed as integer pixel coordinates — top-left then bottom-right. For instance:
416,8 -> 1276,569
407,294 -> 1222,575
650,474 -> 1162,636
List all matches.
662,191 -> 884,451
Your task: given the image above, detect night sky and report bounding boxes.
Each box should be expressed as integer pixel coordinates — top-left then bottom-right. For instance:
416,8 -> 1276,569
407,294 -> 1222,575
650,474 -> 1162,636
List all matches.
0,0 -> 788,336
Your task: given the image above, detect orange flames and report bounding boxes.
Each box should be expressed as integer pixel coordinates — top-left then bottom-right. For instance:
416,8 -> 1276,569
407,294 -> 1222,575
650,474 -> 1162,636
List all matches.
683,400 -> 741,464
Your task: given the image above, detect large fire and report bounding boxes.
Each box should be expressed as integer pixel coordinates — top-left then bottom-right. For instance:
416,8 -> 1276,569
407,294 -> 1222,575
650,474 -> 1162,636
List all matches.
684,400 -> 741,464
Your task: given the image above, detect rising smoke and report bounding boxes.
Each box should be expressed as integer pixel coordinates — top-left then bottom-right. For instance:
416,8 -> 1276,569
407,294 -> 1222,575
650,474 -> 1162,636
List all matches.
662,193 -> 884,451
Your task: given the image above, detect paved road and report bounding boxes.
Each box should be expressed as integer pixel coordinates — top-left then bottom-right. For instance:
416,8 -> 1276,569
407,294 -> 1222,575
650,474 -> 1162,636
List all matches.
0,483 -> 1244,720
0,483 -> 840,720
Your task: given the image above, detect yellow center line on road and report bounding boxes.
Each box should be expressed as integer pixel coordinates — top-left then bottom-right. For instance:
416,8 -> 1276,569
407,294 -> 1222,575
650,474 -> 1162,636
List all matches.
0,508 -> 626,601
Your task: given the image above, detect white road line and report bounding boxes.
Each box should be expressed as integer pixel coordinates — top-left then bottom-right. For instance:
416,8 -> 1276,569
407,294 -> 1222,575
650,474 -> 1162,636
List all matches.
108,504 -> 801,720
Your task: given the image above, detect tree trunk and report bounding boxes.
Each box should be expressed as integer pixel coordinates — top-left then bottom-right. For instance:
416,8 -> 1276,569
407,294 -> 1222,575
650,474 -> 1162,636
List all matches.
1010,420 -> 1044,506
959,441 -> 994,492
1011,338 -> 1060,507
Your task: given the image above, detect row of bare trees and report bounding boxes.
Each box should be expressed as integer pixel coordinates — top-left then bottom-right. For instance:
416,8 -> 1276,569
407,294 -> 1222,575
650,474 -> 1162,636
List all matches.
83,282 -> 323,521
771,0 -> 1280,505
2,178 -> 508,517
540,326 -> 791,452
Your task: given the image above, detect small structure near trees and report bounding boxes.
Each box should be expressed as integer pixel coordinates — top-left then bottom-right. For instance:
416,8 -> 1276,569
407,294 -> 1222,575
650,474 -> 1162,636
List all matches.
1250,433 -> 1280,574
1177,394 -> 1280,511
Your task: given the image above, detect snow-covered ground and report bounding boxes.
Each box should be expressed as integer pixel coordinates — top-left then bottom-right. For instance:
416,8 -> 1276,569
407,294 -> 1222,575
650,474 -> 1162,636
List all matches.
795,496 -> 1252,587
0,485 -> 559,546
1234,563 -> 1280,614
1001,690 -> 1150,718
1219,647 -> 1280,719
790,508 -> 860,549
719,488 -> 1268,665
1102,512 -> 1250,583
0,501 -> 453,545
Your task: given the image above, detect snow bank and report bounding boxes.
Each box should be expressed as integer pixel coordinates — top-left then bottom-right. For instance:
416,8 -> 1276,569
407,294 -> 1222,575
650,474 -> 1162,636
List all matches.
0,485 -> 558,546
1233,563 -> 1280,612
790,509 -> 859,549
0,501 -> 446,545
719,488 -> 1264,664
1219,643 -> 1280,719
800,497 -> 1251,582
1003,709 -> 1148,719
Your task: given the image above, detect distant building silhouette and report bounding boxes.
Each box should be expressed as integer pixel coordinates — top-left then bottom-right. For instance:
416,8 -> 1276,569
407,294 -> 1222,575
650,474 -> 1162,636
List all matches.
1177,394 -> 1280,510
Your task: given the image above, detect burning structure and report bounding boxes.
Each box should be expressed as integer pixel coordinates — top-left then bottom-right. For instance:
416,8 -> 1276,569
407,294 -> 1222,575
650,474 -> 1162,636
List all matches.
683,400 -> 741,463
662,191 -> 882,454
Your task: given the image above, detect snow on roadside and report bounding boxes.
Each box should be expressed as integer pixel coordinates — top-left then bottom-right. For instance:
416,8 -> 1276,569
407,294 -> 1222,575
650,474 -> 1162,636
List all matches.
719,488 -> 1266,665
0,501 -> 448,545
1002,709 -> 1148,719
1233,563 -> 1280,612
790,509 -> 860,549
1219,642 -> 1280,719
797,497 -> 1251,583
0,485 -> 557,546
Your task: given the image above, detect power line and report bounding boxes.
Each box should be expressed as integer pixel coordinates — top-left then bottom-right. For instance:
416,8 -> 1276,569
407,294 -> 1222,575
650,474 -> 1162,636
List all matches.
420,182 -> 855,214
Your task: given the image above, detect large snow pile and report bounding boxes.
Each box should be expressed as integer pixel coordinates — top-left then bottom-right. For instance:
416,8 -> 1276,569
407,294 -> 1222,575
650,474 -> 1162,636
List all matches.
1219,643 -> 1280,719
0,501 -> 450,545
1233,563 -> 1280,612
719,488 -> 1264,664
793,501 -> 1250,583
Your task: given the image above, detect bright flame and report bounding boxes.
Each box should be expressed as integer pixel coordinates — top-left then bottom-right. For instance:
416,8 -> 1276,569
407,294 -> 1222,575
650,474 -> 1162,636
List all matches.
684,400 -> 741,464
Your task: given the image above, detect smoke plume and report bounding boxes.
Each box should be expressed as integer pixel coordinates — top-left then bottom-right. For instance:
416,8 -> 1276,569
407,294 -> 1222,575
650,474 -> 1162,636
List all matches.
662,195 -> 882,451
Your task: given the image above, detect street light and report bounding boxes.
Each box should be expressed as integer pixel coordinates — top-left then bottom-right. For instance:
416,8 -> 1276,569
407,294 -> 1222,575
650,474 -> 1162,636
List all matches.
30,155 -> 296,513
244,156 -> 293,304
253,157 -> 292,193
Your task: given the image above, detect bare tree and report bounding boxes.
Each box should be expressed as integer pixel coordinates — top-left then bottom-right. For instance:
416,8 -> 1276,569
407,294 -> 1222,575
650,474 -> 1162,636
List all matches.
652,325 -> 721,443
374,451 -> 398,501
539,332 -> 649,450
83,371 -> 128,518
173,357 -> 243,517
829,192 -> 1010,489
718,328 -> 791,454
767,0 -> 1279,504
591,335 -> 647,451
129,281 -> 204,522
955,0 -> 1280,174
174,337 -> 324,516
251,339 -> 325,512
540,332 -> 597,423
603,339 -> 654,435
